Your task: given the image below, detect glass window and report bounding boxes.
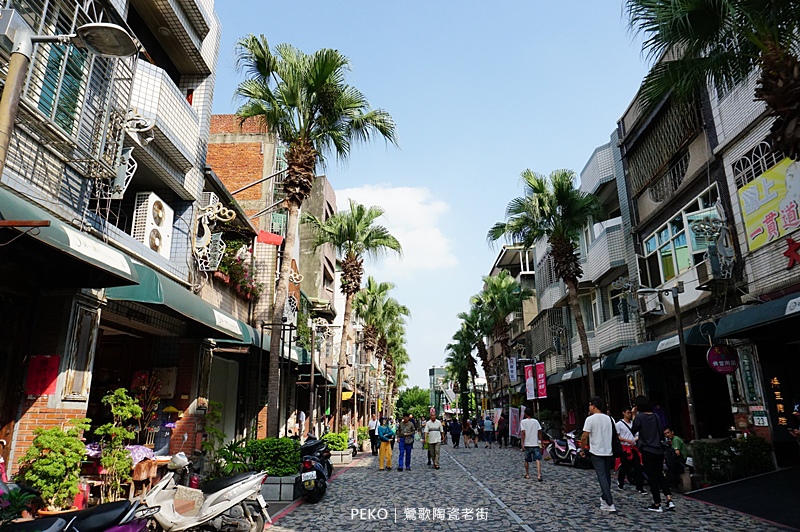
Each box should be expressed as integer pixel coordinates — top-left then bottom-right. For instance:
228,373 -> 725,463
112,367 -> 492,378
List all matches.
670,214 -> 684,234
580,295 -> 595,332
673,232 -> 691,274
658,226 -> 670,246
610,288 -> 625,318
645,236 -> 658,254
660,244 -> 676,281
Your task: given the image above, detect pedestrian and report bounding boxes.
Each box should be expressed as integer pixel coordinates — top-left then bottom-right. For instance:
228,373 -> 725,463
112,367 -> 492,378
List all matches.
483,416 -> 494,448
449,418 -> 462,448
397,412 -> 415,471
663,427 -> 687,464
368,414 -> 379,456
616,406 -> 646,493
389,418 -> 396,451
475,417 -> 484,444
631,395 -> 675,512
580,396 -> 617,512
377,417 -> 394,471
497,414 -> 509,448
519,406 -> 543,481
662,427 -> 687,487
423,411 -> 444,469
461,419 -> 473,448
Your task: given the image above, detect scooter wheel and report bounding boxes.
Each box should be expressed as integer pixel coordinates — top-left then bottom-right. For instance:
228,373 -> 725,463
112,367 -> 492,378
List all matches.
248,514 -> 265,532
306,491 -> 320,503
569,453 -> 577,467
352,447 -> 358,457
326,462 -> 333,479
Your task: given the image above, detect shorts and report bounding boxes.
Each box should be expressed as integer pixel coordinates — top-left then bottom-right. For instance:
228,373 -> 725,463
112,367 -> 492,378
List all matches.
524,446 -> 542,463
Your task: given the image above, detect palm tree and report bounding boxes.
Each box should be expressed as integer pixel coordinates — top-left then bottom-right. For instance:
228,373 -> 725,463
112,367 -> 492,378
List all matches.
489,169 -> 602,396
235,36 -> 396,436
445,328 -> 477,419
304,201 -> 402,431
626,0 -> 800,157
353,277 -> 394,363
457,306 -> 491,372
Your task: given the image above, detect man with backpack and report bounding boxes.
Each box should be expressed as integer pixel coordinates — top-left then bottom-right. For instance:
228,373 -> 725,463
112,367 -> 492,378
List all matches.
616,406 -> 646,493
580,396 -> 617,512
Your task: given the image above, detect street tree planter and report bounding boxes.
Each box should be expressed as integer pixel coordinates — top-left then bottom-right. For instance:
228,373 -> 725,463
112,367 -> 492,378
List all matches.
260,475 -> 300,501
329,450 -> 352,465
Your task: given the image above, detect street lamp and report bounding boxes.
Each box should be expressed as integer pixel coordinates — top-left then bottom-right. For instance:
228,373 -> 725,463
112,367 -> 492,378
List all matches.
637,282 -> 699,440
0,12 -> 138,176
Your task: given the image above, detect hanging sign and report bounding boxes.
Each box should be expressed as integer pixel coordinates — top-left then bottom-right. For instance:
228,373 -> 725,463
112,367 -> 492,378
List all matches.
25,356 -> 60,396
536,362 -> 548,399
524,364 -> 536,400
508,357 -> 518,382
509,407 -> 521,438
706,344 -> 740,374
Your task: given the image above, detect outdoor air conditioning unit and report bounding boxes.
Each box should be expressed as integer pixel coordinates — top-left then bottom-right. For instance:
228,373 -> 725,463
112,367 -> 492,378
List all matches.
638,292 -> 666,316
132,192 -> 174,259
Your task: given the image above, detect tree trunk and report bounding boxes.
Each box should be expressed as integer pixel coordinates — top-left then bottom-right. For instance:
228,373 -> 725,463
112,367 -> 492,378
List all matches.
267,201 -> 300,437
335,292 -> 354,432
565,277 -> 595,397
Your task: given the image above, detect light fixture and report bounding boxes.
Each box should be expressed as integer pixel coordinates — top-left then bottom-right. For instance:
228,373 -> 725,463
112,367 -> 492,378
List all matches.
74,22 -> 138,58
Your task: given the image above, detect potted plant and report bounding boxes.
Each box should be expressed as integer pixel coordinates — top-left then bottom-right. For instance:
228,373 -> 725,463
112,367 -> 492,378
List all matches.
246,438 -> 300,501
321,432 -> 350,465
94,388 -> 142,502
17,418 -> 91,511
357,426 -> 370,452
131,371 -> 161,446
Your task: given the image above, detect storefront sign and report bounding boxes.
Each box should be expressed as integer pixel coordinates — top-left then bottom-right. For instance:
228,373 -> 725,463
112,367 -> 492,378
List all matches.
784,237 -> 800,269
508,357 -> 518,382
706,344 -> 740,374
771,377 -> 788,427
536,362 -> 547,399
739,348 -> 760,403
738,157 -> 799,252
509,407 -> 520,438
525,364 -> 536,400
753,411 -> 769,427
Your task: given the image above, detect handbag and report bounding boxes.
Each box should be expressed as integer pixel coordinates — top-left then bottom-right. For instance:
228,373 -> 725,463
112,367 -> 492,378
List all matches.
610,417 -> 624,458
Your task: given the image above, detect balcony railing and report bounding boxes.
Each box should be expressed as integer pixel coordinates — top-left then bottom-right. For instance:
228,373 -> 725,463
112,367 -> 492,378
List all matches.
595,315 -> 637,355
583,217 -> 625,283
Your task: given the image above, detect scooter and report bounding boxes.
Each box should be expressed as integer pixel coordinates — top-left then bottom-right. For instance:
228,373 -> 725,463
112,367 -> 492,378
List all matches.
3,500 -> 159,532
145,453 -> 270,531
298,435 -> 332,503
348,436 -> 359,457
300,434 -> 333,479
546,430 -> 581,467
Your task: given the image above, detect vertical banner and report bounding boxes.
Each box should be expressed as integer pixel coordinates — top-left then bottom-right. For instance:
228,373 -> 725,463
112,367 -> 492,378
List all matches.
509,407 -> 520,438
525,364 -> 536,400
536,362 -> 547,399
507,357 -> 518,382
494,408 -> 502,423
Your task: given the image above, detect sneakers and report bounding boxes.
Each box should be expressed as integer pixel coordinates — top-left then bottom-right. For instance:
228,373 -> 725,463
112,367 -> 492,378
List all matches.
666,500 -> 675,510
386,467 -> 392,471
617,483 -> 624,491
646,504 -> 663,513
636,487 -> 647,494
600,501 -> 617,512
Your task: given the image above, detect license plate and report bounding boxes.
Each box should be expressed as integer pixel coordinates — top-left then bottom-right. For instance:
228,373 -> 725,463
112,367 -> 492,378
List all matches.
256,494 -> 268,510
301,472 -> 316,481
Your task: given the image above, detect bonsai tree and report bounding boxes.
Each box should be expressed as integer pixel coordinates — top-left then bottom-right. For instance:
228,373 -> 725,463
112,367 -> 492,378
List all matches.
94,388 -> 142,502
17,418 -> 91,510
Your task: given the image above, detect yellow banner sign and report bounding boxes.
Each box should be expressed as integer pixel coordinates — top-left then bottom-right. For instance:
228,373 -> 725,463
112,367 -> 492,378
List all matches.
738,157 -> 800,251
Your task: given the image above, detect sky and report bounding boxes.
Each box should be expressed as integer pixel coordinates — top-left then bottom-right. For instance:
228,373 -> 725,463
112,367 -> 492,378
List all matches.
211,2 -> 651,390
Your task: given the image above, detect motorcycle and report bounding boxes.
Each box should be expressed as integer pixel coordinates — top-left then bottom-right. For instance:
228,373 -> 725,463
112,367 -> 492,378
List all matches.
3,500 -> 159,532
348,437 -> 359,457
145,453 -> 270,531
546,430 -> 581,467
298,434 -> 332,503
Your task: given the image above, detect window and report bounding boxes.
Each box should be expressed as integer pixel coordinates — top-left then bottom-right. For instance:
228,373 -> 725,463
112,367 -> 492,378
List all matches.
610,288 -> 626,318
732,140 -> 785,189
579,292 -> 599,332
642,184 -> 719,287
63,304 -> 100,400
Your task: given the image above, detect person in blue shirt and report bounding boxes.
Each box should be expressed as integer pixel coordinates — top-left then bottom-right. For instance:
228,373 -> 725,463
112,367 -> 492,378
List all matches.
377,417 -> 395,471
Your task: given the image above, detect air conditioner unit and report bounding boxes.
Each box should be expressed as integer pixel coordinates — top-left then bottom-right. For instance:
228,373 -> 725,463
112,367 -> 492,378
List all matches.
697,244 -> 723,291
638,292 -> 666,316
132,192 -> 174,259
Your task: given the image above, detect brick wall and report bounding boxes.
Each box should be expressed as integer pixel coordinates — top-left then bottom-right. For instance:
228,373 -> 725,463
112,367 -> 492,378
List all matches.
11,396 -> 87,473
210,115 -> 267,135
205,143 -> 264,201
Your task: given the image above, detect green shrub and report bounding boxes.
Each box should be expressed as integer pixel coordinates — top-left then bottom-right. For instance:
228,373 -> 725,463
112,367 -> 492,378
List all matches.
357,426 -> 369,444
321,432 -> 347,451
246,437 -> 300,477
692,436 -> 774,485
17,418 -> 90,510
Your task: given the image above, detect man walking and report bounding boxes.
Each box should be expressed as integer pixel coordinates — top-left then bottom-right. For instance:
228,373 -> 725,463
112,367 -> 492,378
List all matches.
397,412 -> 415,471
449,418 -> 462,448
580,396 -> 617,512
423,412 -> 444,469
519,406 -> 543,481
483,416 -> 494,448
616,406 -> 645,493
497,414 -> 509,448
377,417 -> 394,471
368,414 -> 379,456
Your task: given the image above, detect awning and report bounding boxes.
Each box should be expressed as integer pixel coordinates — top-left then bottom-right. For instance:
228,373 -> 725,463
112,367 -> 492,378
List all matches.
715,293 -> 800,338
547,353 -> 621,385
342,391 -> 353,401
616,322 -> 716,365
106,263 -> 243,340
0,186 -> 139,287
212,323 -> 300,361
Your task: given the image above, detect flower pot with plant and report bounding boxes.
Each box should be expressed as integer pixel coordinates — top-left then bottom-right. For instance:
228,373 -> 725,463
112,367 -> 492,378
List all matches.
17,418 -> 91,511
94,388 -> 142,502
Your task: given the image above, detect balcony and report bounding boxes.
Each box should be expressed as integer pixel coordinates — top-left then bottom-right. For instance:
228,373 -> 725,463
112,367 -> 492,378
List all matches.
130,0 -> 211,75
571,333 -> 597,361
582,217 -> 626,283
539,281 -> 568,310
594,315 -> 637,355
580,143 -> 616,196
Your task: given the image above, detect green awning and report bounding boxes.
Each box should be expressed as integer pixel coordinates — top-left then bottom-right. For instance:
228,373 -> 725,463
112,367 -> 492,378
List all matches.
547,353 -> 621,385
0,186 -> 139,287
213,323 -> 300,362
715,293 -> 800,338
106,263 -> 242,340
616,322 -> 716,365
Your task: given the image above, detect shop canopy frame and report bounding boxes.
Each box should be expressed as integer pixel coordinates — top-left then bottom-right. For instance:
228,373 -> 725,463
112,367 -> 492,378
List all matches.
615,322 -> 716,365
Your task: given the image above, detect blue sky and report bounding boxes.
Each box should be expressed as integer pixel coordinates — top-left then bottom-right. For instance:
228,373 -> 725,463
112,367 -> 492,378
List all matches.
212,2 -> 650,389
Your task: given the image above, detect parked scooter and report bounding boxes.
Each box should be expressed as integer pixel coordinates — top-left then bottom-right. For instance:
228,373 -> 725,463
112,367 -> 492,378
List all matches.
348,436 -> 359,457
145,452 -> 270,531
298,434 -> 332,503
3,500 -> 159,532
546,430 -> 581,467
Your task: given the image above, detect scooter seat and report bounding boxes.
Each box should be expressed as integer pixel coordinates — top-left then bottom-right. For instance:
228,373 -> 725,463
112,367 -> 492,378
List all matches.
201,471 -> 257,494
66,500 -> 131,532
300,440 -> 326,456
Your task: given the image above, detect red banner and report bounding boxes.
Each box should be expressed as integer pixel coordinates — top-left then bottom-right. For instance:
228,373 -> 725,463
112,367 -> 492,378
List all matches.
536,362 -> 547,399
525,364 -> 536,400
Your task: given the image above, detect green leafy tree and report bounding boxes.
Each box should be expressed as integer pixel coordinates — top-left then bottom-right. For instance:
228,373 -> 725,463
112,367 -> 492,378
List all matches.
18,418 -> 90,510
395,386 -> 430,418
235,36 -> 397,436
489,169 -> 601,395
303,200 -> 402,430
95,388 -> 142,502
626,0 -> 800,158
445,327 -> 477,420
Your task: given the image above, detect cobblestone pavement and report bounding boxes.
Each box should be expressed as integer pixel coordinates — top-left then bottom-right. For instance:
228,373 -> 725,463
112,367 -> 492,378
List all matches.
266,444 -> 788,531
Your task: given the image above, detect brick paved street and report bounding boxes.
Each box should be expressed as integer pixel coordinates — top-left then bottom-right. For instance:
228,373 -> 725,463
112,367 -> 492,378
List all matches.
266,444 -> 786,531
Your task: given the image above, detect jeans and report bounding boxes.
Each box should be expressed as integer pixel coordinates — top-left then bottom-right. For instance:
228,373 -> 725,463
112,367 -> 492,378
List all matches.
398,438 -> 413,469
590,454 -> 614,506
483,431 -> 493,444
378,441 -> 393,469
369,430 -> 377,455
642,451 -> 671,504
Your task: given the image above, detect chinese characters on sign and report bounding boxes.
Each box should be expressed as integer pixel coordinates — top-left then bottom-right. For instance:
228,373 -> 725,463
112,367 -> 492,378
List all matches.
738,158 -> 800,252
402,507 -> 488,521
535,362 -> 547,399
784,237 -> 800,269
706,345 -> 740,375
524,364 -> 536,400
771,377 -> 788,428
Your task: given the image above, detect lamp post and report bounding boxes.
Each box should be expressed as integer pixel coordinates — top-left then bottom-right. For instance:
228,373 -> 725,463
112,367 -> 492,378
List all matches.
0,13 -> 138,175
637,282 -> 698,440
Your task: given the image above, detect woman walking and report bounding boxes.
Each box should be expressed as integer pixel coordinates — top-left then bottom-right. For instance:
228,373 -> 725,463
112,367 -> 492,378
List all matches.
377,417 -> 394,471
631,395 -> 675,512
462,419 -> 474,448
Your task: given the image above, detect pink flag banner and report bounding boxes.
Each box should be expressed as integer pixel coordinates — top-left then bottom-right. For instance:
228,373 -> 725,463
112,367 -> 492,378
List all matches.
509,407 -> 520,438
536,362 -> 547,399
525,364 -> 536,400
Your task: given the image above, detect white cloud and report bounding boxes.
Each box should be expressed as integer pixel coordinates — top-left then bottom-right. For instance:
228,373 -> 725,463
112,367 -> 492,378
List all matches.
335,184 -> 458,279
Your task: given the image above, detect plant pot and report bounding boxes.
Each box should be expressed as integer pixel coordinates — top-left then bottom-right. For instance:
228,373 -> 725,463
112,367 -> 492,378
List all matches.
213,271 -> 230,284
259,475 -> 300,501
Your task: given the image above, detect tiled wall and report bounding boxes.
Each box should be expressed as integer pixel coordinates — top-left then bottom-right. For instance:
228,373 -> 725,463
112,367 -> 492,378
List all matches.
709,72 -> 767,153
580,142 -> 615,195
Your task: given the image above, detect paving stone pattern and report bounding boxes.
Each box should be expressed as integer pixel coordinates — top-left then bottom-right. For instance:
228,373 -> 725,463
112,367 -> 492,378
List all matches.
267,444 -> 786,531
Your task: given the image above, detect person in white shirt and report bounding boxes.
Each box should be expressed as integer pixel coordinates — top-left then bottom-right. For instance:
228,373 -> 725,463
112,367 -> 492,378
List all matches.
519,406 -> 544,481
368,414 -> 379,456
616,406 -> 645,493
580,396 -> 617,512
423,412 -> 444,469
